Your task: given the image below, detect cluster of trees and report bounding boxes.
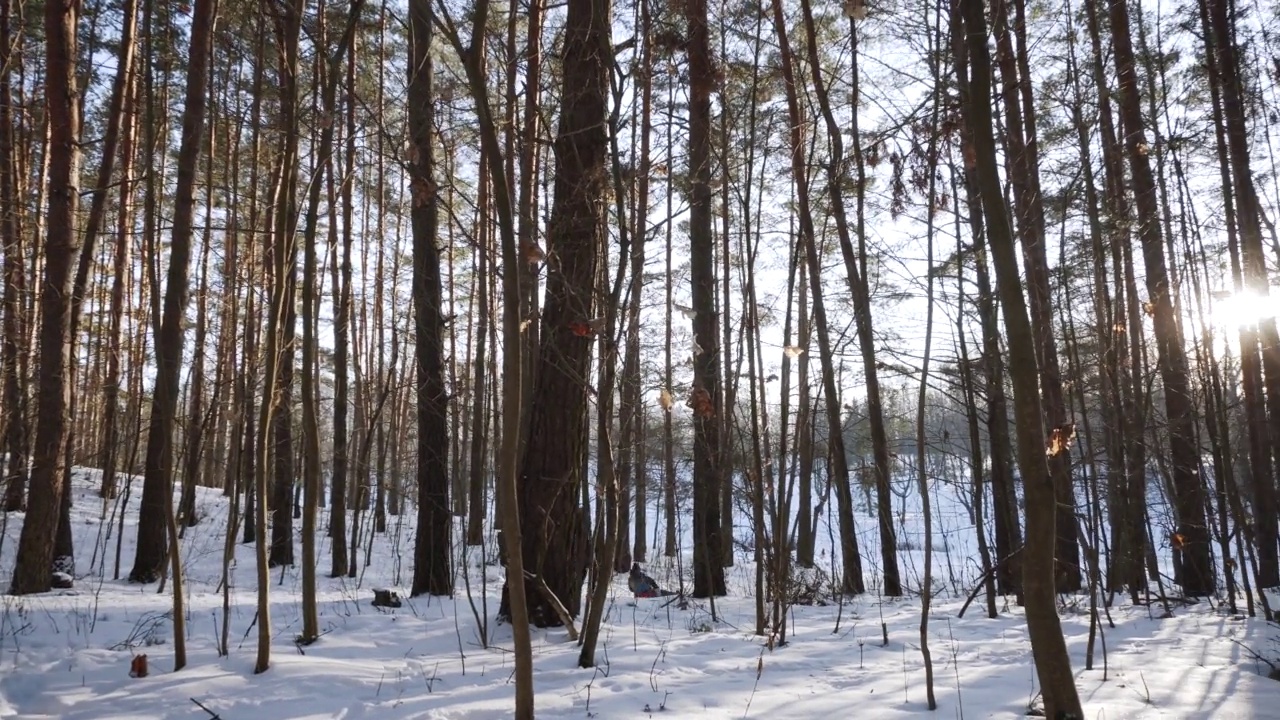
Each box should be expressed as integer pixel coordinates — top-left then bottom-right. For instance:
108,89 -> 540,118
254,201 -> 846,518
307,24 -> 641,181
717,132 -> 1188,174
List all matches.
1,0 -> 1279,716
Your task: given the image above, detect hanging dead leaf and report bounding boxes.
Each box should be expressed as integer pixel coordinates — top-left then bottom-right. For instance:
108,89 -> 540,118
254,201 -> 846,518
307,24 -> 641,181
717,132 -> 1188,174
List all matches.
1045,423 -> 1077,457
521,242 -> 545,265
569,320 -> 594,338
783,345 -> 806,359
1171,532 -> 1186,551
658,388 -> 675,412
688,387 -> 715,418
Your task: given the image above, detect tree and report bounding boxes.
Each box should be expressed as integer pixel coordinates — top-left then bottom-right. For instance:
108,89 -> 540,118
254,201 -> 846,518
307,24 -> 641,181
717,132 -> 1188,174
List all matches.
497,0 -> 609,625
957,0 -> 1084,714
687,0 -> 726,599
0,0 -> 26,515
434,0 -> 535,708
9,0 -> 80,595
128,0 -> 217,584
409,0 -> 451,597
297,0 -> 365,641
1106,0 -> 1213,597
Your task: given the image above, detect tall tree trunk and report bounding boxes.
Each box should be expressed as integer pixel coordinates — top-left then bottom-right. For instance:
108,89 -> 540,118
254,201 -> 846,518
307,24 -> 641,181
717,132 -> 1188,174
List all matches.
267,0 -> 303,570
1202,0 -> 1280,588
1107,0 -> 1213,596
796,0 -> 900,597
179,207 -> 212,528
298,0 -> 364,641
99,54 -> 140,503
686,0 -> 725,599
0,0 -> 28,514
627,0 -> 654,566
330,24 -> 357,577
497,0 -> 608,625
409,0 -> 451,597
957,0 -> 1083,714
991,0 -> 1078,591
128,0 -> 217,584
466,163 -> 491,547
767,0 -> 863,596
437,0 -> 535,707
8,0 -> 81,595
950,3 -> 1021,596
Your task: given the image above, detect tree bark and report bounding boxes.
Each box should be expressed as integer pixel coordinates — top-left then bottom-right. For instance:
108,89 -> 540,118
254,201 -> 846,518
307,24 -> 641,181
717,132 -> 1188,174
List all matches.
496,0 -> 609,624
9,0 -> 80,595
129,0 -> 217,585
687,0 -> 726,599
409,0 -> 452,597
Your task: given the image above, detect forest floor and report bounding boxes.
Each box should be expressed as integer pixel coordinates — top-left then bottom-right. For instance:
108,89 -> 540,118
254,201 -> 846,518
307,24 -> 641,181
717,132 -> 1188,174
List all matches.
0,470 -> 1277,719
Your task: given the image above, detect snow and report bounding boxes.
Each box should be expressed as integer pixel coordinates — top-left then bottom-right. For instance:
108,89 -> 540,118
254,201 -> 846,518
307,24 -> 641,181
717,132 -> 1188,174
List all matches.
0,469 -> 1277,719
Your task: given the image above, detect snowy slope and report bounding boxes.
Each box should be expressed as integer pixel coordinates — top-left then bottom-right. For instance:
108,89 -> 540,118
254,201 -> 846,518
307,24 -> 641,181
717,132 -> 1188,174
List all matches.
0,469 -> 1276,719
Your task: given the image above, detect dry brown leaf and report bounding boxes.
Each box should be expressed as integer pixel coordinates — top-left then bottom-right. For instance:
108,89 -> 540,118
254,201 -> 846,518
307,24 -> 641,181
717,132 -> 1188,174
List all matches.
521,242 -> 545,265
688,387 -> 715,418
1046,423 -> 1077,458
658,388 -> 674,412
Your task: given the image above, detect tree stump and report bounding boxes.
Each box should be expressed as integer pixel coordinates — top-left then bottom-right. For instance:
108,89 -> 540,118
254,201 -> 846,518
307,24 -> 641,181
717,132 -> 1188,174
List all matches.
371,588 -> 402,608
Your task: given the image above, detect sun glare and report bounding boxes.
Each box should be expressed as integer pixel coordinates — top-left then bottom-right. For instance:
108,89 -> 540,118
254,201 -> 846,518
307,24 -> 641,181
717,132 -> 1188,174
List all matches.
1210,290 -> 1280,330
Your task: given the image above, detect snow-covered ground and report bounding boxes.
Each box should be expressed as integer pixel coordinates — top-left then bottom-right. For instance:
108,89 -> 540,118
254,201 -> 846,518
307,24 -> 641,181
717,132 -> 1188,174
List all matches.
0,469 -> 1276,719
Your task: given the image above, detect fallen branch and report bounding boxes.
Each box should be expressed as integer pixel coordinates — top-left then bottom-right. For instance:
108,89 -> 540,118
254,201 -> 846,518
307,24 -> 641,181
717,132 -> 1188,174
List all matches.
190,697 -> 221,719
1230,638 -> 1279,677
524,570 -> 579,641
958,548 -> 1022,619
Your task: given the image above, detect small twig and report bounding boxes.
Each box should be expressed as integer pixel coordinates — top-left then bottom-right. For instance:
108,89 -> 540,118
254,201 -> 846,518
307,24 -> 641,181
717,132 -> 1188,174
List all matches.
1230,638 -> 1279,673
190,697 -> 221,719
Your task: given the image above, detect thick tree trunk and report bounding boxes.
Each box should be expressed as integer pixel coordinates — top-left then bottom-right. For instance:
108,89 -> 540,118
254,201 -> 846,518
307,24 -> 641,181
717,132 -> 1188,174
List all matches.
1202,0 -> 1280,588
128,0 -> 216,585
267,0 -> 303,570
330,28 -> 357,577
408,0 -> 452,597
9,0 -> 78,595
1107,0 -> 1213,596
687,0 -> 726,599
498,0 -> 608,624
991,0 -> 1078,591
950,5 -> 1021,597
